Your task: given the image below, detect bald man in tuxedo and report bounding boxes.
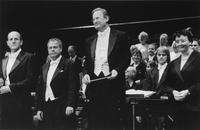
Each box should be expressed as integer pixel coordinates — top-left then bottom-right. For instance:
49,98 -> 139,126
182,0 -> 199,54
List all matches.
0,31 -> 35,128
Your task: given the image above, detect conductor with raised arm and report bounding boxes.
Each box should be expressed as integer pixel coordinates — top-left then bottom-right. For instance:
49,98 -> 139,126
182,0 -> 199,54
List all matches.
82,8 -> 129,130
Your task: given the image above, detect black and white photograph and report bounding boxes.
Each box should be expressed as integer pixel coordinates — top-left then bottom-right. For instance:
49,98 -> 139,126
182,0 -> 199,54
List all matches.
0,0 -> 200,129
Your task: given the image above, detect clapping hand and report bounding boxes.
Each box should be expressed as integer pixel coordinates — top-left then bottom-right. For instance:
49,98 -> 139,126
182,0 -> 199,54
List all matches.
173,90 -> 189,101
65,106 -> 74,116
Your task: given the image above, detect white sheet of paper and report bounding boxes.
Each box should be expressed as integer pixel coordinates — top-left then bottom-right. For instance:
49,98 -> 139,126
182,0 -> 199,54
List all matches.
126,89 -> 156,98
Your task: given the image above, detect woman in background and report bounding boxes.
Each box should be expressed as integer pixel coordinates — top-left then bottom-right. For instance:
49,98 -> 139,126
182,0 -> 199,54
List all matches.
159,33 -> 169,47
135,31 -> 149,60
130,47 -> 146,87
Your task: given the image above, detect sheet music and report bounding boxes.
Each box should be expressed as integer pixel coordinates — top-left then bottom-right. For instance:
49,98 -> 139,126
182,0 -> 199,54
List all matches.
126,89 -> 156,98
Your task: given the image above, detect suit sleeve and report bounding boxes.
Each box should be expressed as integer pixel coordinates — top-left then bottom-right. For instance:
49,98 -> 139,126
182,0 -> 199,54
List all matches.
187,57 -> 200,95
162,63 -> 174,92
65,61 -> 79,108
35,74 -> 44,111
83,39 -> 91,75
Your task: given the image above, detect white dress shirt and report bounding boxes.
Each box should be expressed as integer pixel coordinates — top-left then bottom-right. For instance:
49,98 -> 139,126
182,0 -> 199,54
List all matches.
170,51 -> 181,61
94,27 -> 110,76
128,81 -> 134,88
5,48 -> 22,86
157,63 -> 168,83
45,55 -> 62,101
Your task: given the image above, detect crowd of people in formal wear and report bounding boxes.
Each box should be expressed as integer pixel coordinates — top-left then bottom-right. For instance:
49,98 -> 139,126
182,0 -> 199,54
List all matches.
0,7 -> 200,130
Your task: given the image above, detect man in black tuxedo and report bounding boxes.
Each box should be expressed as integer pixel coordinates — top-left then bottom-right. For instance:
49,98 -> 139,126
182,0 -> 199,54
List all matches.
0,31 -> 35,128
82,8 -> 129,130
35,38 -> 79,129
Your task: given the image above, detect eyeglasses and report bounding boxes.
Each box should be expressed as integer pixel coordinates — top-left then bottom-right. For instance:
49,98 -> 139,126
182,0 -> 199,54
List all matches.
190,44 -> 198,47
157,54 -> 167,56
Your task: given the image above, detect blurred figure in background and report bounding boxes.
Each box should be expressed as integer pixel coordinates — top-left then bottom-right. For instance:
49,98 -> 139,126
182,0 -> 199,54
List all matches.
190,38 -> 200,52
147,43 -> 157,63
130,47 -> 146,86
135,31 -> 149,60
125,66 -> 137,90
159,33 -> 169,47
68,45 -> 83,90
68,45 -> 82,74
130,45 -> 138,57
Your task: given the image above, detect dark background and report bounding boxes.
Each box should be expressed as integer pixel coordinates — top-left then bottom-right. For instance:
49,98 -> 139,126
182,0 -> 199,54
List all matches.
0,0 -> 200,67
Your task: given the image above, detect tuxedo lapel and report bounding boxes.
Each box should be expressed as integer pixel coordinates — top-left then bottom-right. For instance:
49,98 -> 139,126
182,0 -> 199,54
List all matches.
90,35 -> 98,61
157,67 -> 167,88
155,68 -> 159,88
9,51 -> 26,74
152,67 -> 159,90
90,30 -> 116,59
108,30 -> 117,56
51,57 -> 65,81
2,57 -> 8,79
174,57 -> 184,82
181,51 -> 197,71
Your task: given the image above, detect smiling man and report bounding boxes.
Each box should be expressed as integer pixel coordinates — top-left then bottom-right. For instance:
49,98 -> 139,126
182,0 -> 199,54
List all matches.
82,8 -> 129,130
